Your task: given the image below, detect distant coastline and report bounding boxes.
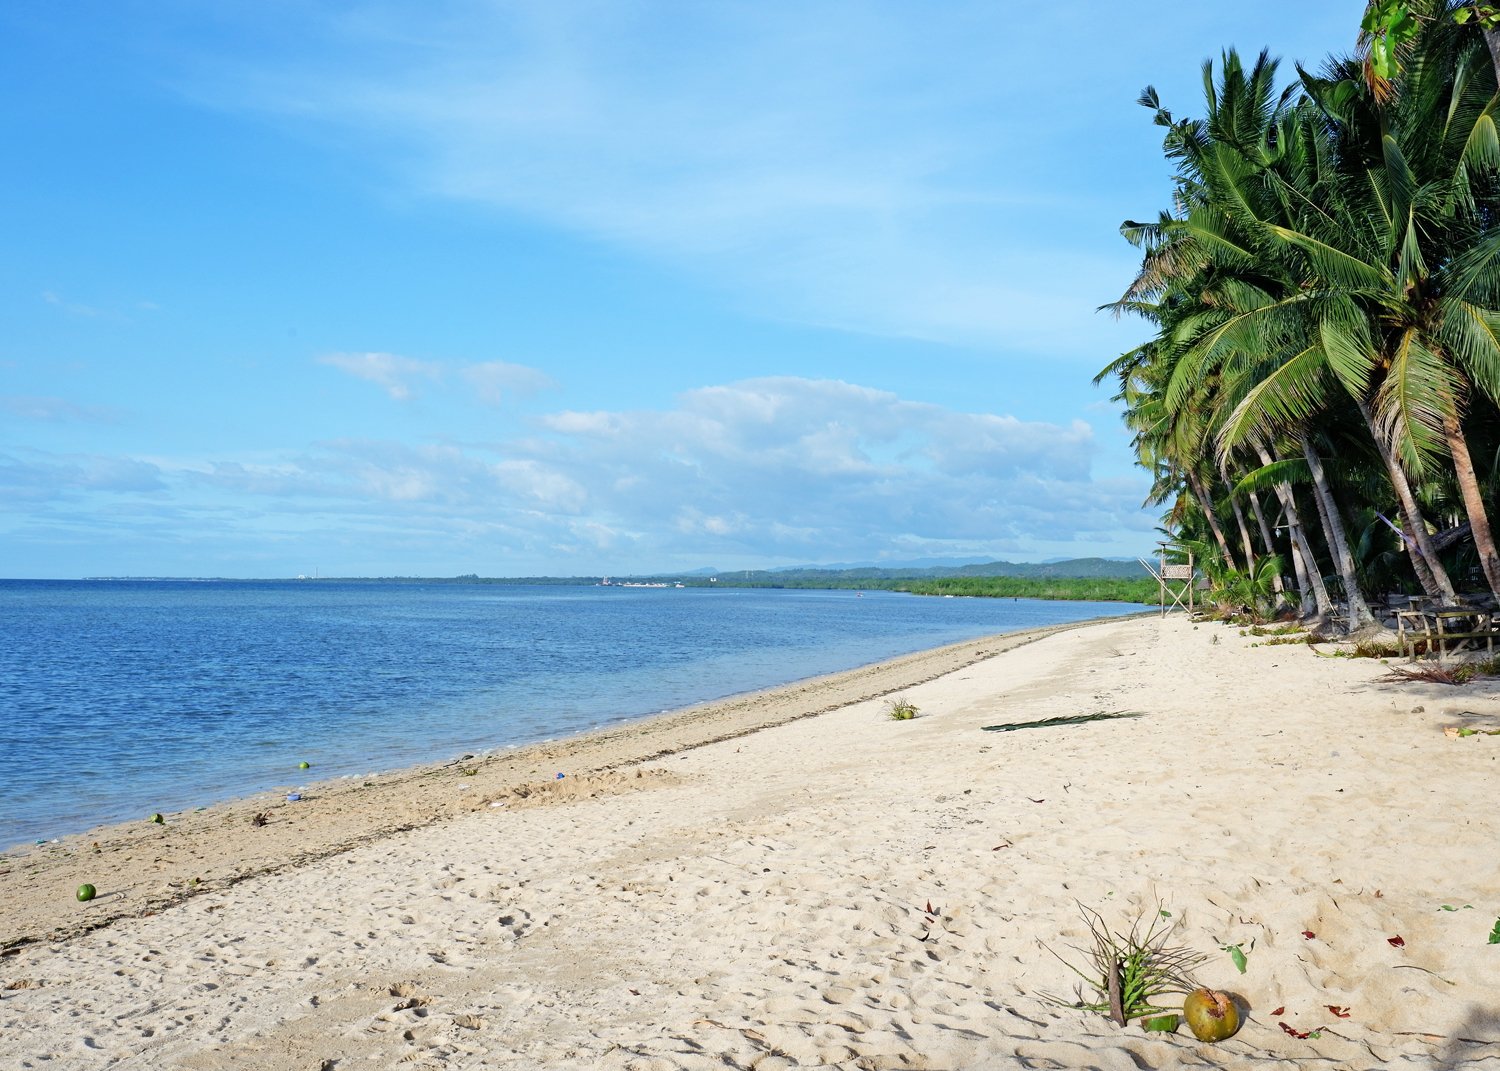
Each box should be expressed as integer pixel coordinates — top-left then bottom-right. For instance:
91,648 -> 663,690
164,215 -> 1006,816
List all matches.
71,556 -> 1154,602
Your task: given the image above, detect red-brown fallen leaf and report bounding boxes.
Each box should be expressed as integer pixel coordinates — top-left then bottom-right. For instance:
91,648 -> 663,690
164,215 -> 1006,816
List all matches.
1327,1006 -> 1351,1018
1388,935 -> 1405,948
924,901 -> 937,916
1279,1022 -> 1312,1039
1271,1006 -> 1285,1016
1301,930 -> 1316,939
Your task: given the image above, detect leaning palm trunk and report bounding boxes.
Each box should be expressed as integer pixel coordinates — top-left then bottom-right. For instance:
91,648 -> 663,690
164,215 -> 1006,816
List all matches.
1229,493 -> 1257,573
1188,472 -> 1239,572
1254,441 -> 1332,619
1485,27 -> 1500,87
1300,437 -> 1378,632
1441,408 -> 1500,600
1354,398 -> 1456,603
1247,491 -> 1288,602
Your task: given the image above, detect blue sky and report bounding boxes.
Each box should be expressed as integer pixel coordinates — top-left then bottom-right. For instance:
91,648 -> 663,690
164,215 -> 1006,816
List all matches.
3,2 -> 1363,578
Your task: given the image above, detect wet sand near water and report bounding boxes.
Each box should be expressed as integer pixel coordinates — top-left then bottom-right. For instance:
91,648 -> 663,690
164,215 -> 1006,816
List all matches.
4,614 -> 1500,1069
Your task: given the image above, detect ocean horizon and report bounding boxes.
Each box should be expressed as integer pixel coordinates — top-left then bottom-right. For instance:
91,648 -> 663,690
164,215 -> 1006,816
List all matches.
1,579 -> 1147,847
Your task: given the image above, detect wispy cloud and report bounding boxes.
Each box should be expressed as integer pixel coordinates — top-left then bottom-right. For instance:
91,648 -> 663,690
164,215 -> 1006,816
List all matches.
460,360 -> 557,404
177,3 -> 1146,356
0,395 -> 119,423
0,449 -> 166,502
319,352 -> 555,404
318,352 -> 444,400
42,290 -> 107,318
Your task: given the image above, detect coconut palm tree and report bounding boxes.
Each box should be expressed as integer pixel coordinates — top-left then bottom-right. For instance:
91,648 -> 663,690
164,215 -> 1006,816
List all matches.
1106,51 -> 1384,628
1283,21 -> 1500,597
1157,42 -> 1500,604
1108,30 -> 1500,625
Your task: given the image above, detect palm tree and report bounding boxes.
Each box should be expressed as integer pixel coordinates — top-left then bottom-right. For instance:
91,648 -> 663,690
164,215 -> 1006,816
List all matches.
1161,45 -> 1500,605
1291,20 -> 1500,597
1363,2 -> 1500,90
1107,51 -> 1384,628
1108,32 -> 1500,624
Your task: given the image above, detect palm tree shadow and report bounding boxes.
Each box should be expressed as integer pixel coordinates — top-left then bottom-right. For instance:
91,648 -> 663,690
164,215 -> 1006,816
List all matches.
1424,1003 -> 1500,1071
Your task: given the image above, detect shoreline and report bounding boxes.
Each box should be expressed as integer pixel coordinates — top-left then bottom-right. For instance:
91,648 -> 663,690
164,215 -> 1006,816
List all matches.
9,612 -> 1498,1069
1,583 -> 1150,851
0,615 -> 1115,950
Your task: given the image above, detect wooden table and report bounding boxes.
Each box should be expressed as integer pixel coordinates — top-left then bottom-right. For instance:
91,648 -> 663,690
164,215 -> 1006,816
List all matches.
1399,606 -> 1500,661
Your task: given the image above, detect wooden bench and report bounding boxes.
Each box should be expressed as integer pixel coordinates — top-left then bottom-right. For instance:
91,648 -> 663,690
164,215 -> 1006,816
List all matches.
1400,606 -> 1500,661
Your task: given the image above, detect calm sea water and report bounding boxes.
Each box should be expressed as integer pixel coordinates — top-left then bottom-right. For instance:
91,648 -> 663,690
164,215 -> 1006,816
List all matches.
0,580 -> 1145,846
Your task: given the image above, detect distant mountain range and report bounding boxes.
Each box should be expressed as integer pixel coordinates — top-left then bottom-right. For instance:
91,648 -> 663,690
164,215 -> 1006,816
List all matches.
75,556 -> 1152,585
694,557 -> 1150,583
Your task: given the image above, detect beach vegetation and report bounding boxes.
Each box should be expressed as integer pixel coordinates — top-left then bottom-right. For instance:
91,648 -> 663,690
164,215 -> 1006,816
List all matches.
1351,639 -> 1404,658
1220,941 -> 1249,974
1383,650 -> 1500,682
890,576 -> 1156,603
1102,3 -> 1500,634
1257,632 -> 1316,646
1247,623 -> 1305,637
1382,661 -> 1476,683
1044,903 -> 1204,1025
886,697 -> 919,720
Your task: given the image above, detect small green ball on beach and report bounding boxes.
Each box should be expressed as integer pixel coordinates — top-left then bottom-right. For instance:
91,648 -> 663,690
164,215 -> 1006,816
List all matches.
150,813 -> 164,824
76,884 -> 96,903
298,761 -> 310,769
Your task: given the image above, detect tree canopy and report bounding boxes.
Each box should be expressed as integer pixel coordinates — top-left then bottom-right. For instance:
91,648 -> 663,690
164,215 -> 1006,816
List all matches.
1103,2 -> 1500,630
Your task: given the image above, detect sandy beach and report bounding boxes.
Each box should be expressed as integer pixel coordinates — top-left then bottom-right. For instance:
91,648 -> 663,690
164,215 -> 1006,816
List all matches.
4,613 -> 1500,1069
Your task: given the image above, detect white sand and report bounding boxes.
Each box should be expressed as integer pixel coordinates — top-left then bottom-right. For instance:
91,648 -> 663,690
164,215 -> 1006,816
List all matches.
4,615 -> 1500,1069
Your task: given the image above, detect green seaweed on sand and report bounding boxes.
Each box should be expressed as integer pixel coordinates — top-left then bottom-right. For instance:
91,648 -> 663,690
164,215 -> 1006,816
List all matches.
1043,903 -> 1203,1025
981,710 -> 1144,733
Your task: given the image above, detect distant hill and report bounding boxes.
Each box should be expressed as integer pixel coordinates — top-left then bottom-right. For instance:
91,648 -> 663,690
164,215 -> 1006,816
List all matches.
765,555 -> 1005,572
159,557 -> 1151,586
696,557 -> 1150,584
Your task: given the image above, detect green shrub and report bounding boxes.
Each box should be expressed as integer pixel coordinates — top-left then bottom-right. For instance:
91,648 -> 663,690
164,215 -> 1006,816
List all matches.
886,697 -> 919,721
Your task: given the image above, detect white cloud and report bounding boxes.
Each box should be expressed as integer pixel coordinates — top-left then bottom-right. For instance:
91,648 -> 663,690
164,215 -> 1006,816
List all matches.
0,449 -> 166,502
318,352 -> 443,401
319,352 -> 554,404
3,377 -> 1155,571
459,360 -> 557,405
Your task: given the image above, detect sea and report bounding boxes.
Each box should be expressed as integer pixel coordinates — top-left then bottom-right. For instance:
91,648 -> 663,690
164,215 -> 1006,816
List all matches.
0,579 -> 1147,847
